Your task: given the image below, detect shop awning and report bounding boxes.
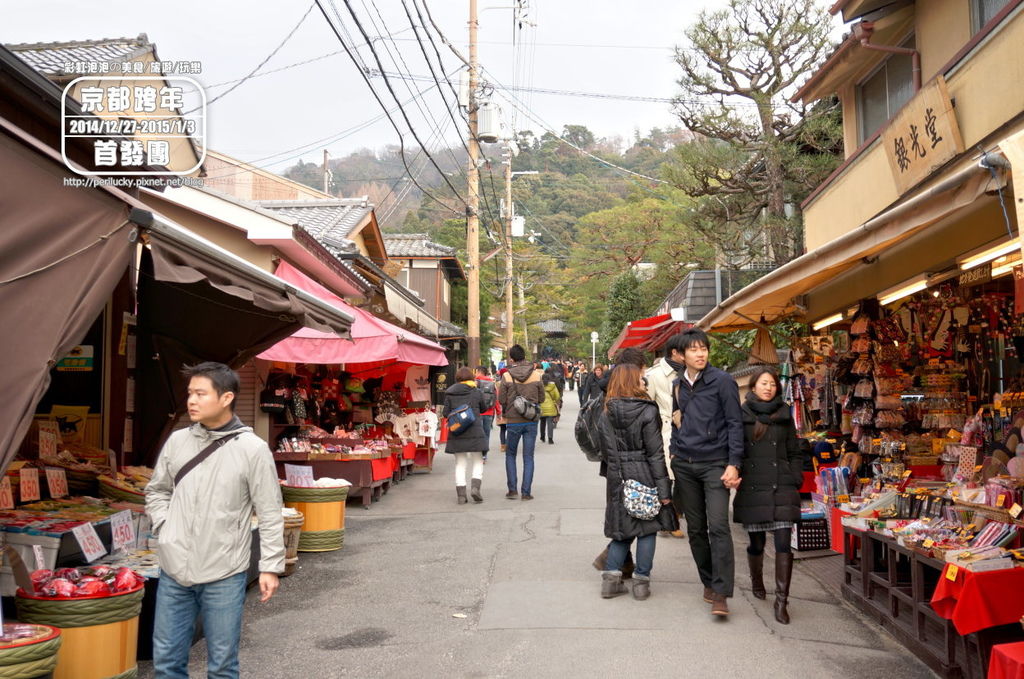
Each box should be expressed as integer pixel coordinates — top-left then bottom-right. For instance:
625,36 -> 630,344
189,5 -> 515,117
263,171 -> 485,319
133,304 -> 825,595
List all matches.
257,261 -> 449,367
698,160 -> 997,332
607,313 -> 689,359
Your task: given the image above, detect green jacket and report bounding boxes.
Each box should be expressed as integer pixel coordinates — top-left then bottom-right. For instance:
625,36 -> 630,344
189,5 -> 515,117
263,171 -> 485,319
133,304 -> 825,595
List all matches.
540,382 -> 561,417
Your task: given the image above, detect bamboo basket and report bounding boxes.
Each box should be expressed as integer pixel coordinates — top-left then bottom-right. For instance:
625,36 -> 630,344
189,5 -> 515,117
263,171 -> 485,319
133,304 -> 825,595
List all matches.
281,486 -> 347,553
0,624 -> 61,679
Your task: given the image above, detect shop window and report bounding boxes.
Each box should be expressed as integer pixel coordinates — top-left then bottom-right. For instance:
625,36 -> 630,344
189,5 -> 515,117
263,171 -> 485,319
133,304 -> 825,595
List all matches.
856,35 -> 916,144
973,0 -> 1012,33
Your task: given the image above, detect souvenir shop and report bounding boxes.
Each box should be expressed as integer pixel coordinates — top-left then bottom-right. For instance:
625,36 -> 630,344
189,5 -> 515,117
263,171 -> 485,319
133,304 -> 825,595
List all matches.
254,260 -> 450,509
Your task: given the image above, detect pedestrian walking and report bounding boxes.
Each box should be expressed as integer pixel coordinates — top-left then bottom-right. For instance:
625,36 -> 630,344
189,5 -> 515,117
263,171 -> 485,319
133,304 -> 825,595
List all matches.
145,362 -> 284,679
497,344 -> 545,500
539,369 -> 561,444
566,362 -> 576,392
442,366 -> 487,503
576,363 -> 591,406
580,364 -> 604,405
475,365 -> 497,462
733,367 -> 802,624
667,328 -> 744,617
646,351 -> 686,539
598,363 -> 677,601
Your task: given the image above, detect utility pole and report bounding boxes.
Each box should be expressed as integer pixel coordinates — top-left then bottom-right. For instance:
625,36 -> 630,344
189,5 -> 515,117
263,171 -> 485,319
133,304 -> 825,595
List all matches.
466,0 -> 481,369
323,149 -> 330,195
503,146 -> 515,349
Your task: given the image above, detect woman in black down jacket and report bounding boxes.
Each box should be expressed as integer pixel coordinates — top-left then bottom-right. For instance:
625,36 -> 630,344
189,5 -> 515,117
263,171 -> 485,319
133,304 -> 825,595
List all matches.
442,366 -> 488,504
732,367 -> 802,624
597,363 -> 678,601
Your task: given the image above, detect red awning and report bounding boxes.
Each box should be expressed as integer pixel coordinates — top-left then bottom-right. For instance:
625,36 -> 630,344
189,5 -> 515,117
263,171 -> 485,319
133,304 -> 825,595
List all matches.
258,261 -> 449,367
606,313 -> 690,359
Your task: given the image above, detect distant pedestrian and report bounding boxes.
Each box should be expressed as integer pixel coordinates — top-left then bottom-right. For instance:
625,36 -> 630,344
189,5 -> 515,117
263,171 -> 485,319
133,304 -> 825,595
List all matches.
497,345 -> 545,500
598,363 -> 677,601
475,366 -> 497,462
566,362 -> 576,392
733,367 -> 801,624
539,369 -> 561,445
442,367 -> 487,504
668,329 -> 744,617
580,364 -> 605,405
576,363 -> 591,406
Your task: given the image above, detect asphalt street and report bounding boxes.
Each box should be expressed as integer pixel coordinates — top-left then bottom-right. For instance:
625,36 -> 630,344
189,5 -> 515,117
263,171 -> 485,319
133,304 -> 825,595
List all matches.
138,394 -> 937,678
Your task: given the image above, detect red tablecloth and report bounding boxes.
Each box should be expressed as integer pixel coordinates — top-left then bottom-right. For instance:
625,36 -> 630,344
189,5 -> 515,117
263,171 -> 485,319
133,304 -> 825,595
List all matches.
990,642 -> 1024,679
830,506 -> 851,555
932,564 -> 1024,635
370,456 -> 394,481
402,442 -> 416,460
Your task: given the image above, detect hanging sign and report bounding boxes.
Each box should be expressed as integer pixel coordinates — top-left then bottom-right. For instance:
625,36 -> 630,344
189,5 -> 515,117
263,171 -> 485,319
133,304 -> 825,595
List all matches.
110,510 -> 136,552
959,263 -> 992,288
55,345 -> 94,372
883,75 -> 965,196
19,468 -> 40,502
284,464 -> 315,488
71,522 -> 107,562
45,468 -> 68,499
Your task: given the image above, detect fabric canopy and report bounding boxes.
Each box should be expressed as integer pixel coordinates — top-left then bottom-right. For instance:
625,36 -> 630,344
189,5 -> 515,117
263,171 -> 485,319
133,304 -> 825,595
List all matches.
258,261 -> 449,367
606,313 -> 690,359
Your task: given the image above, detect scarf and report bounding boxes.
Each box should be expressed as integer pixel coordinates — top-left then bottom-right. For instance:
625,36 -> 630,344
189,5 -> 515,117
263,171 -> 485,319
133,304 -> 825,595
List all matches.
744,391 -> 790,424
666,358 -> 686,375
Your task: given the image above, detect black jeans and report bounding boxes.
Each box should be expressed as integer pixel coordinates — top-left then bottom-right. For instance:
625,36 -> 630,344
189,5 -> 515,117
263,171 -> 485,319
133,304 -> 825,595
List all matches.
671,457 -> 735,597
539,416 -> 555,441
747,528 -> 793,555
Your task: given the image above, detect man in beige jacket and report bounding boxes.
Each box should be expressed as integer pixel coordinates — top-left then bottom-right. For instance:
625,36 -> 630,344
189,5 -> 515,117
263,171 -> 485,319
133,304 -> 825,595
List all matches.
146,362 -> 284,679
646,351 -> 685,538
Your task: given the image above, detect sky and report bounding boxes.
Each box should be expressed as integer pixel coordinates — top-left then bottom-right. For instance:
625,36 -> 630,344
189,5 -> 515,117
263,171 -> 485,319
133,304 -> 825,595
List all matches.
2,1 -> 837,174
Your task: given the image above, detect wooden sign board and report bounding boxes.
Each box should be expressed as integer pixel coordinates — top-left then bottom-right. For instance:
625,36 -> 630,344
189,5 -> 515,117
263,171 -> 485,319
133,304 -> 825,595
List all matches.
883,75 -> 964,196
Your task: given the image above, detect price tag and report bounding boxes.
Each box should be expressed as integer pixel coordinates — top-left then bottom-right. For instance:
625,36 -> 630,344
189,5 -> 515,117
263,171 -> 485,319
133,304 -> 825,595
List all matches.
38,430 -> 57,459
0,478 -> 13,510
19,468 -> 40,502
32,545 -> 45,571
946,564 -> 960,582
110,510 -> 136,553
70,523 -> 107,563
284,464 -> 315,488
45,468 -> 68,499
923,539 -> 935,548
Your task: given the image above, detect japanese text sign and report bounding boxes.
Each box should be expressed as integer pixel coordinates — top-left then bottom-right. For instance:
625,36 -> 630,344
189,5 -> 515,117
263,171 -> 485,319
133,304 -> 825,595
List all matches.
0,478 -> 13,510
284,464 -> 316,488
45,468 -> 69,499
883,75 -> 964,195
20,468 -> 40,503
71,523 -> 107,563
110,511 -> 136,552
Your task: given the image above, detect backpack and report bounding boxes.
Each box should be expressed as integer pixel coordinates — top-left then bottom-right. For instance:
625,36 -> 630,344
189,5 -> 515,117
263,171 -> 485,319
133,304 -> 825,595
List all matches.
446,404 -> 477,436
575,395 -> 604,462
477,379 -> 497,412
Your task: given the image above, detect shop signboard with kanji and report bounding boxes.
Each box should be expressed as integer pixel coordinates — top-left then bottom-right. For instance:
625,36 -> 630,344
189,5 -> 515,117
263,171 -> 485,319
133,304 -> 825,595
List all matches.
882,75 -> 964,196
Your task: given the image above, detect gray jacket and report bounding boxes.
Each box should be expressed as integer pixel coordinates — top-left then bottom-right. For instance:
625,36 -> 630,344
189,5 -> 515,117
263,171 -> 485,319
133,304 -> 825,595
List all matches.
145,421 -> 285,586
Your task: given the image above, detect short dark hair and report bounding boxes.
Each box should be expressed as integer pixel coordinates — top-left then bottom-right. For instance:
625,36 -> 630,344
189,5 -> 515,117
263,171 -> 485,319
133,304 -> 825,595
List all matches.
455,366 -> 475,382
181,361 -> 239,410
475,366 -> 488,374
668,328 -> 710,355
509,345 -> 526,362
614,347 -> 646,369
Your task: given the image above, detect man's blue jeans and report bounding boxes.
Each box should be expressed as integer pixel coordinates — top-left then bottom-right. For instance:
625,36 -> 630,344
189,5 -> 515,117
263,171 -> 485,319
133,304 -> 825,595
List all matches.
606,533 -> 656,577
504,421 -> 537,494
480,415 -> 494,451
153,570 -> 248,679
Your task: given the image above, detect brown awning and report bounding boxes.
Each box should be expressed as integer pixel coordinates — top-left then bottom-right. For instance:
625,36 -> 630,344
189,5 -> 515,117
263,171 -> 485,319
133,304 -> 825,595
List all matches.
0,125 -> 135,474
698,160 -> 997,332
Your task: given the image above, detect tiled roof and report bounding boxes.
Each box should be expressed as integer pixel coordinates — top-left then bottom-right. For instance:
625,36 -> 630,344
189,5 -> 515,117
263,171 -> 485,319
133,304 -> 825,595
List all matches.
536,319 -> 569,335
259,198 -> 372,250
437,320 -> 465,338
382,233 -> 457,258
6,34 -> 154,76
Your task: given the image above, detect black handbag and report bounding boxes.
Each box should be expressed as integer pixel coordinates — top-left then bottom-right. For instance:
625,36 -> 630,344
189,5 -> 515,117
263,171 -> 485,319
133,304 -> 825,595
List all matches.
259,388 -> 287,414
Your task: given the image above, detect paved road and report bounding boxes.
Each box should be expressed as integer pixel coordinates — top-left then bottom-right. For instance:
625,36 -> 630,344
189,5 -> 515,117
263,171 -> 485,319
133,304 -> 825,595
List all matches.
139,395 -> 936,678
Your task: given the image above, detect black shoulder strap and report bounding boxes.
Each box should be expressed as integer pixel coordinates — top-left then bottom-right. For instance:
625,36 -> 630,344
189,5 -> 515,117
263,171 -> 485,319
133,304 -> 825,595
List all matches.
174,432 -> 242,486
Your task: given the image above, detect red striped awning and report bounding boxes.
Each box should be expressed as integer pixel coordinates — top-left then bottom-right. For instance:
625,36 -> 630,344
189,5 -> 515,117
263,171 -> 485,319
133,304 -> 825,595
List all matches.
606,313 -> 690,359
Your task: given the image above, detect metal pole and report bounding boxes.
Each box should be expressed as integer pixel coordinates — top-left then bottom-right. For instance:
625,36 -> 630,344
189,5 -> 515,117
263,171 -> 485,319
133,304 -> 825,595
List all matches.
323,149 -> 330,195
591,341 -> 596,369
504,146 -> 515,349
466,0 -> 481,368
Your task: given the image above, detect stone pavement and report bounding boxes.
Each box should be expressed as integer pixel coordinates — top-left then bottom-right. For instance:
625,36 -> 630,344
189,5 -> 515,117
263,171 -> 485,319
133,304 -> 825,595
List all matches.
138,396 -> 937,678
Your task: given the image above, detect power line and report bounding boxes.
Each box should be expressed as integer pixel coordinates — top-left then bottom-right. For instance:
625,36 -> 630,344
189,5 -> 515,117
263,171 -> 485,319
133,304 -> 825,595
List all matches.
337,0 -> 469,206
183,2 -> 315,115
314,0 -> 463,215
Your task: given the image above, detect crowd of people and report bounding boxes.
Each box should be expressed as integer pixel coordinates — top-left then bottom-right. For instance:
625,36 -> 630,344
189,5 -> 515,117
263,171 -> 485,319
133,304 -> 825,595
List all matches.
439,330 -> 801,624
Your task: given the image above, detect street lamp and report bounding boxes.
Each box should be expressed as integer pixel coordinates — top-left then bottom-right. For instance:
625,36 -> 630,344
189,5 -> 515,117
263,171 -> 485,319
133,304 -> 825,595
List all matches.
590,331 -> 599,369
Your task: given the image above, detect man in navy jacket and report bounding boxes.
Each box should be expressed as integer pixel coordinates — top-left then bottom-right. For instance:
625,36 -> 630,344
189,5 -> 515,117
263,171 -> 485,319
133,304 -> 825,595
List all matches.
667,328 -> 744,617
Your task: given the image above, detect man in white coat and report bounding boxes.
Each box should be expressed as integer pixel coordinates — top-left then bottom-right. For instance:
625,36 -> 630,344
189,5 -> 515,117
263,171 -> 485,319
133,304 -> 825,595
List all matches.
146,362 -> 284,679
646,348 -> 685,538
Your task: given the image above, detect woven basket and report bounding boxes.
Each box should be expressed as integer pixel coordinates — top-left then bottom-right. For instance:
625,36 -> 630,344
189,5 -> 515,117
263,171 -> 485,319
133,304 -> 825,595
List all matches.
281,485 -> 349,503
16,585 -> 144,629
0,625 -> 61,679
297,528 -> 344,552
98,476 -> 145,504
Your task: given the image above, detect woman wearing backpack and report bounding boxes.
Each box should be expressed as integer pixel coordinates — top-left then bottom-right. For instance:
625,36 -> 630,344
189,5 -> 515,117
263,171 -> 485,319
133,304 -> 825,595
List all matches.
597,363 -> 677,601
475,366 -> 497,461
442,366 -> 488,504
539,369 -> 561,444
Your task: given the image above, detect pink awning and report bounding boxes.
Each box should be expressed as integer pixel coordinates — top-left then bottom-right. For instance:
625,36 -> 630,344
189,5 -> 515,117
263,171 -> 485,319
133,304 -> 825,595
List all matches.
258,261 -> 448,367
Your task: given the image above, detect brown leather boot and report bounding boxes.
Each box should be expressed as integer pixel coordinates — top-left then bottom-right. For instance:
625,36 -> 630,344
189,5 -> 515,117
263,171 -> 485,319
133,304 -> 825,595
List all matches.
592,547 -> 608,571
774,552 -> 794,624
711,593 -> 729,616
749,553 -> 766,599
